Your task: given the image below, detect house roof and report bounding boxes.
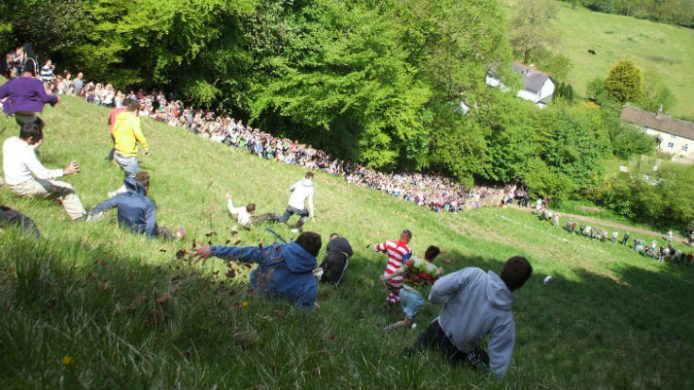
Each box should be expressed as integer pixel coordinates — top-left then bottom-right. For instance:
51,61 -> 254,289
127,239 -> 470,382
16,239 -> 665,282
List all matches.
512,63 -> 550,93
620,106 -> 694,140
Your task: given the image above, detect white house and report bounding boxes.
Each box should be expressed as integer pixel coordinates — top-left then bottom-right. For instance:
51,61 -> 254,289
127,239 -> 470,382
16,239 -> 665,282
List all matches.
485,63 -> 555,108
620,106 -> 694,162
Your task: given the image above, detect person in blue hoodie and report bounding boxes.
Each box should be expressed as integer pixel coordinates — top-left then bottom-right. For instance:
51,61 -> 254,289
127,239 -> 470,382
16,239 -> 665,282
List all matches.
88,171 -> 182,240
195,232 -> 322,311
407,256 -> 532,379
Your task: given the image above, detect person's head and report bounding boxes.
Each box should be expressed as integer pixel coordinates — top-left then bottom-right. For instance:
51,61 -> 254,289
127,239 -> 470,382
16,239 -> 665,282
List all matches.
134,171 -> 150,190
295,231 -> 322,258
305,172 -> 314,180
19,118 -> 45,145
121,97 -> 132,107
76,72 -> 83,79
44,59 -> 52,66
400,229 -> 412,244
500,256 -> 532,292
246,203 -> 256,213
126,100 -> 139,112
329,233 -> 339,240
424,245 -> 441,261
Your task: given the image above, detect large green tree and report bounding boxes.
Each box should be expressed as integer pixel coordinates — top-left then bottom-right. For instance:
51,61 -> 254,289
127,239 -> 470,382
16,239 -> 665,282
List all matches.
604,58 -> 643,104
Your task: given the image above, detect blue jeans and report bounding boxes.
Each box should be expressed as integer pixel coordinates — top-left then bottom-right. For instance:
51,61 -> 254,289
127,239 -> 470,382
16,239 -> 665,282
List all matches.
277,206 -> 309,224
400,287 -> 425,320
114,153 -> 140,178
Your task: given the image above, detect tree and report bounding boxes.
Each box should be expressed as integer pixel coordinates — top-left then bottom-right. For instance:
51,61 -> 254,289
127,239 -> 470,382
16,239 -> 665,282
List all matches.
508,0 -> 560,64
604,58 -> 643,104
639,68 -> 676,113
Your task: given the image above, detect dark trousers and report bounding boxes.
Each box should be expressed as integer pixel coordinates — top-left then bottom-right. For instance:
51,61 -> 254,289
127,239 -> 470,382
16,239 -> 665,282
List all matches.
277,206 -> 308,224
408,319 -> 489,370
0,206 -> 41,238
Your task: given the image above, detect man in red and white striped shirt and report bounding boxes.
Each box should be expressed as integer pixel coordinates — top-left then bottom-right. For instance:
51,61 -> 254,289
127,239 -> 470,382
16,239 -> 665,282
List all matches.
371,229 -> 413,310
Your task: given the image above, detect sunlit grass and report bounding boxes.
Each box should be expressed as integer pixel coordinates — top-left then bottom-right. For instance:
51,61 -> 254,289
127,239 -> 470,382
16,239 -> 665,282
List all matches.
0,96 -> 692,389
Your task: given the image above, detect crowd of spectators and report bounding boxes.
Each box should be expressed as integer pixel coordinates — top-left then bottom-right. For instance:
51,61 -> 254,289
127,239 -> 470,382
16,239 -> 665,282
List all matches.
13,55 -> 519,213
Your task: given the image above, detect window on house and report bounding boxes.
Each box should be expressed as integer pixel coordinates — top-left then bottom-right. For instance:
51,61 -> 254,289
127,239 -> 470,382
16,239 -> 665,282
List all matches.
667,142 -> 675,148
683,144 -> 689,152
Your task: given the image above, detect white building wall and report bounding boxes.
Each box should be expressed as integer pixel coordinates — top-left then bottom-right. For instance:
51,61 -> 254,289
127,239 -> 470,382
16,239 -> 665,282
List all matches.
644,128 -> 694,159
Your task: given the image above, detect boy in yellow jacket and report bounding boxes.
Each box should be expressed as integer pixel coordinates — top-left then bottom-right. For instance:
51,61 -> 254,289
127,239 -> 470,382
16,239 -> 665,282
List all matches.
110,100 -> 149,196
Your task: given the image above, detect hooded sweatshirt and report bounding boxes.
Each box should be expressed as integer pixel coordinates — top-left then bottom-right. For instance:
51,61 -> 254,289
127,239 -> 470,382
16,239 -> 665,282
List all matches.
287,179 -> 314,216
429,267 -> 516,379
210,242 -> 318,310
90,177 -> 157,238
112,111 -> 149,157
0,76 -> 58,115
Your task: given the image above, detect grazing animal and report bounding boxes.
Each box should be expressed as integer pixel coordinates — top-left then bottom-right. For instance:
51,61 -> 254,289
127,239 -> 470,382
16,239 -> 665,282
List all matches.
588,49 -> 597,55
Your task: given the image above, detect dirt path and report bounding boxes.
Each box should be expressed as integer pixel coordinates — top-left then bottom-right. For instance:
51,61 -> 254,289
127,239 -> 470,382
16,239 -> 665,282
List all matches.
508,205 -> 691,245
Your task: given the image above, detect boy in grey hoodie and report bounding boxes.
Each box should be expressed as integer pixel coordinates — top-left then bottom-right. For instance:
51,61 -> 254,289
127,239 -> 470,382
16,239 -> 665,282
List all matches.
407,256 -> 532,379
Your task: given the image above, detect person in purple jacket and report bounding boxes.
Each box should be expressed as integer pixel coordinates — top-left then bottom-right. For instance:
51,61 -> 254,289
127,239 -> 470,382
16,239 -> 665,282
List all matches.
0,58 -> 59,125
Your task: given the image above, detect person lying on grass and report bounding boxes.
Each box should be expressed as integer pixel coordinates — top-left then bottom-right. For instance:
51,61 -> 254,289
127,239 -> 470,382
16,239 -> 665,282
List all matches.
226,193 -> 256,230
88,171 -> 184,240
406,256 -> 532,380
381,245 -> 443,331
195,232 -> 322,311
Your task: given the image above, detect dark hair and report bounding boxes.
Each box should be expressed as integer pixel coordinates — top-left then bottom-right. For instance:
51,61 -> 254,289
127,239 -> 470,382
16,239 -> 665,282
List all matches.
122,97 -> 133,107
19,118 -> 44,142
126,100 -> 139,112
305,172 -> 314,179
246,203 -> 256,213
401,229 -> 413,240
295,231 -> 322,258
23,58 -> 37,76
500,256 -> 533,291
134,171 -> 150,189
424,245 -> 441,261
329,233 -> 339,240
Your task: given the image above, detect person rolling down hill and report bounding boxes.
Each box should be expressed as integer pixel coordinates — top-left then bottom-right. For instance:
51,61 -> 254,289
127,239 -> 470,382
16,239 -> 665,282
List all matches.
88,171 -> 183,240
369,229 -> 413,311
2,119 -> 85,220
195,232 -> 322,311
381,245 -> 443,330
277,172 -> 315,229
319,233 -> 353,285
226,193 -> 256,230
407,256 -> 532,379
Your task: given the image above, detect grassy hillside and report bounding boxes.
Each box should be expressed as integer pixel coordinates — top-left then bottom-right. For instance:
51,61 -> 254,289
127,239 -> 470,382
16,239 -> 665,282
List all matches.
502,1 -> 694,118
1,97 -> 693,389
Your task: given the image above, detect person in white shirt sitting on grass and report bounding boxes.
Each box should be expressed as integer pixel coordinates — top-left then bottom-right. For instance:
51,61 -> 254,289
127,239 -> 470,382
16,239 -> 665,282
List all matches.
2,119 -> 86,220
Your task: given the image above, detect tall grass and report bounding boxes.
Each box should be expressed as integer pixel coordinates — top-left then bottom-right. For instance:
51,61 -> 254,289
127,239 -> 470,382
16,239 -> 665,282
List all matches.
0,97 -> 692,389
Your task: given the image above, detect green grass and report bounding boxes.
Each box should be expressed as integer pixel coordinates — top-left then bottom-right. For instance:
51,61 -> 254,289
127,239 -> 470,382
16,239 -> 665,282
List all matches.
502,1 -> 694,118
1,97 -> 693,389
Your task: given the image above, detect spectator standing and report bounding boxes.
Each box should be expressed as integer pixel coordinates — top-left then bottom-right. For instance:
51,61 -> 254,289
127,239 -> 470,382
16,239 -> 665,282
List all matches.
72,72 -> 85,95
39,60 -> 55,83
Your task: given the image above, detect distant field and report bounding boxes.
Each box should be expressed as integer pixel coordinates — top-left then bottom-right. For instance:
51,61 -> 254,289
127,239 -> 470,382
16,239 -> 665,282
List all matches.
502,1 -> 694,118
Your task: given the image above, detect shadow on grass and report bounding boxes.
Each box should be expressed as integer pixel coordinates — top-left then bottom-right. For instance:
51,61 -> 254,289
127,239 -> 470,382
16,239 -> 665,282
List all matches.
0,233 -> 692,389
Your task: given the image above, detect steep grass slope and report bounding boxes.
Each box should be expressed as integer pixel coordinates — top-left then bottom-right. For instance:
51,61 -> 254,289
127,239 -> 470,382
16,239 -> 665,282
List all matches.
0,96 -> 692,389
